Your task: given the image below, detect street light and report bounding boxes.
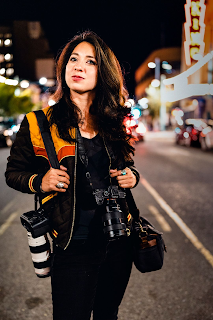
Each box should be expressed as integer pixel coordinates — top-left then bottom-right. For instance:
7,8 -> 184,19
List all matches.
39,77 -> 47,85
148,57 -> 167,131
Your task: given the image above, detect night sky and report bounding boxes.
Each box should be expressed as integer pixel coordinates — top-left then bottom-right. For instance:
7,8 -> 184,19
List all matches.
1,0 -> 186,95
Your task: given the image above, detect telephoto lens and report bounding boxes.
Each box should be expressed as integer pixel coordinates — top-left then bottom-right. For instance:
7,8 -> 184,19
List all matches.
27,232 -> 51,278
102,198 -> 127,240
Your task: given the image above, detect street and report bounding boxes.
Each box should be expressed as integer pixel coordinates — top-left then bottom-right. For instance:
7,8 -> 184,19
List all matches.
1,132 -> 213,320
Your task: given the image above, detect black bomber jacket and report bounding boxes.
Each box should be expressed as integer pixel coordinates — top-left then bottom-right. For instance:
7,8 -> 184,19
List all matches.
5,104 -> 140,249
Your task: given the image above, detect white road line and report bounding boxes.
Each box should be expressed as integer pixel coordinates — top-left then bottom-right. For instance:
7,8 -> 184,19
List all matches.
148,205 -> 172,232
140,177 -> 213,268
0,212 -> 18,236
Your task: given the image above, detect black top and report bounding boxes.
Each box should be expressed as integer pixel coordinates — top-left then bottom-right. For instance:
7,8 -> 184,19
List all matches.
72,134 -> 110,240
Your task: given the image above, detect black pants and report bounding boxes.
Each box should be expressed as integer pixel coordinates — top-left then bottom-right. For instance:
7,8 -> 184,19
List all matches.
51,236 -> 133,320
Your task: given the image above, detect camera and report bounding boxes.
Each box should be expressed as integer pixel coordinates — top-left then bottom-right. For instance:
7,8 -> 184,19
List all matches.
20,207 -> 50,238
94,185 -> 131,241
20,208 -> 51,278
102,198 -> 129,240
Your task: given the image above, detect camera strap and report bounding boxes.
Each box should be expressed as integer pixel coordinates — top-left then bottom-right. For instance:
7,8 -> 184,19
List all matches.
34,110 -> 60,170
34,110 -> 61,210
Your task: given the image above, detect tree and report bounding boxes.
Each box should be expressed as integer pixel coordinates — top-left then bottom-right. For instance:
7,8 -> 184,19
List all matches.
0,83 -> 34,116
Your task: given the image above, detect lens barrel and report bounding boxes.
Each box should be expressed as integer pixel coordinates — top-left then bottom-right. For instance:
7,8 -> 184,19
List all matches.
27,232 -> 51,278
102,199 -> 127,240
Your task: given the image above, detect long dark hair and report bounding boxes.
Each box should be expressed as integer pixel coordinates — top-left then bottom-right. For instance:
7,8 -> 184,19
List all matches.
47,31 -> 135,158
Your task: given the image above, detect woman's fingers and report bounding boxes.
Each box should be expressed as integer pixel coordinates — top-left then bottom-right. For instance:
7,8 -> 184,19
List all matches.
110,167 -> 136,188
41,167 -> 70,192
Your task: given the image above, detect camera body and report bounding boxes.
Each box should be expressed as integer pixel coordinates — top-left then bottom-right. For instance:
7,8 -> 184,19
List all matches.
94,185 -> 131,241
20,207 -> 50,238
93,185 -> 126,205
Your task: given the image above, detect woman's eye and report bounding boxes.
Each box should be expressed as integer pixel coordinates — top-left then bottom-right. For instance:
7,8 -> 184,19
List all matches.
70,57 -> 77,62
87,60 -> 97,65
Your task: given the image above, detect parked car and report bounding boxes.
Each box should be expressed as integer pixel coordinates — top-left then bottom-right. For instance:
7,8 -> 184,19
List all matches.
175,119 -> 208,147
199,119 -> 213,151
0,117 -> 19,147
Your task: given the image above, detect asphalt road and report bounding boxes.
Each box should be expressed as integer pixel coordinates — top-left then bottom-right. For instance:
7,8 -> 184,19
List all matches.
0,132 -> 213,320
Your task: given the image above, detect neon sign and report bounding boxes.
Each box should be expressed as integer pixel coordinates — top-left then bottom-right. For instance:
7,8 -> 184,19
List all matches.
163,51 -> 213,102
184,0 -> 206,66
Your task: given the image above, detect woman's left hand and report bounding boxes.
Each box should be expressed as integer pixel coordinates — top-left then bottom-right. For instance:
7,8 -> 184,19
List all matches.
110,167 -> 136,189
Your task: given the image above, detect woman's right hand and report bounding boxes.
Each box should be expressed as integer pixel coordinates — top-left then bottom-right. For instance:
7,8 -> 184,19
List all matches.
41,165 -> 70,193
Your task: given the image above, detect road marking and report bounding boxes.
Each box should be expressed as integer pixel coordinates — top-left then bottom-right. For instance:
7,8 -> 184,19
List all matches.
148,205 -> 172,232
0,212 -> 18,236
140,177 -> 213,268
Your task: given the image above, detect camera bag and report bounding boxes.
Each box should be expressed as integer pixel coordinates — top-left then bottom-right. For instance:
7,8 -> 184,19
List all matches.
126,189 -> 167,273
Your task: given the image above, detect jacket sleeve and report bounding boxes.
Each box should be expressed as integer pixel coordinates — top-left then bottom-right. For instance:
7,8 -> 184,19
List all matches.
5,115 -> 44,194
126,158 -> 140,188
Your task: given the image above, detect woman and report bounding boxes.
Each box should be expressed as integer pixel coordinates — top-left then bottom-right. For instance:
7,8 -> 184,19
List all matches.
5,31 -> 140,320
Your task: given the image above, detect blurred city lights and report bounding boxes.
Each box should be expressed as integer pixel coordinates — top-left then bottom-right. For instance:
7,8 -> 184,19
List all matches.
148,62 -> 156,69
125,99 -> 135,108
39,77 -> 47,85
5,79 -> 18,86
183,132 -> 189,138
48,99 -> 56,106
0,76 -> 6,83
138,97 -> 148,107
131,108 -> 141,119
151,79 -> 160,87
4,39 -> 12,46
6,68 -> 14,76
20,80 -> 30,88
175,127 -> 181,134
14,88 -> 21,96
162,62 -> 172,70
136,123 -> 146,134
0,68 -> 5,75
4,53 -> 13,61
177,119 -> 184,126
192,99 -> 198,106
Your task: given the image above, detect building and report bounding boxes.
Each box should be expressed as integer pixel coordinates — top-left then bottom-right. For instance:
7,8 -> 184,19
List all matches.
180,0 -> 213,119
0,21 -> 55,84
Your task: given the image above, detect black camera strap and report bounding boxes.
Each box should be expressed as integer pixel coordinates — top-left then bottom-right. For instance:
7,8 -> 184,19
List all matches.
33,110 -> 61,209
34,110 -> 60,170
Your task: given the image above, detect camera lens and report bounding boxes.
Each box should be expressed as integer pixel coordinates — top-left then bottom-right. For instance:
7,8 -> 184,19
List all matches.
102,199 -> 127,240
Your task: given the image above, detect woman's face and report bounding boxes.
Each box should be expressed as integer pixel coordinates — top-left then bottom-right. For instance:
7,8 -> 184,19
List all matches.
65,41 -> 98,96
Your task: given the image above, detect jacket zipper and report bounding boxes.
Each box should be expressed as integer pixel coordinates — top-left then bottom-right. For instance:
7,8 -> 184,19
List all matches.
64,136 -> 78,250
103,137 -> 112,185
64,135 -> 111,250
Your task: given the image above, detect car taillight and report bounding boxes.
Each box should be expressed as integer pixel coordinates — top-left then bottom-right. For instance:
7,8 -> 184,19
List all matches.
192,128 -> 198,135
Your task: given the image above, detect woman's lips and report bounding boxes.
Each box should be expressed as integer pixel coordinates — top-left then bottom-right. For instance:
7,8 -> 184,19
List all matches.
72,76 -> 84,81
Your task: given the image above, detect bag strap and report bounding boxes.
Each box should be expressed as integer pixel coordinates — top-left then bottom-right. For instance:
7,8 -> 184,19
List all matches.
34,110 -> 60,170
125,189 -> 140,221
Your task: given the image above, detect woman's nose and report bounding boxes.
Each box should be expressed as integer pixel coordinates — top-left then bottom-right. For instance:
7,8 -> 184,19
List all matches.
74,64 -> 83,71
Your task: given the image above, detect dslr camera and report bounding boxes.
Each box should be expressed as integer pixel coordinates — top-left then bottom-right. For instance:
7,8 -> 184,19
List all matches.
20,207 -> 50,238
93,185 -> 131,241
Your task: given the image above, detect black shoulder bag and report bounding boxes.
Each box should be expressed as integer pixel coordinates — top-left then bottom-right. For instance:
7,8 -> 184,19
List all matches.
126,189 -> 167,273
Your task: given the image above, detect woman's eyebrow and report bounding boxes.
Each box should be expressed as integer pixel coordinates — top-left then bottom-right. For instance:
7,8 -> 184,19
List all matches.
71,52 -> 96,59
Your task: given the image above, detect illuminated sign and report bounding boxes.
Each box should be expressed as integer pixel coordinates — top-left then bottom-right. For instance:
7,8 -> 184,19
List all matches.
184,0 -> 206,66
163,51 -> 213,102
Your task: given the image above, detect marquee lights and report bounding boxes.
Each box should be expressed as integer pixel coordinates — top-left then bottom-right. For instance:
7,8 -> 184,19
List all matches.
163,51 -> 213,102
184,0 -> 206,66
